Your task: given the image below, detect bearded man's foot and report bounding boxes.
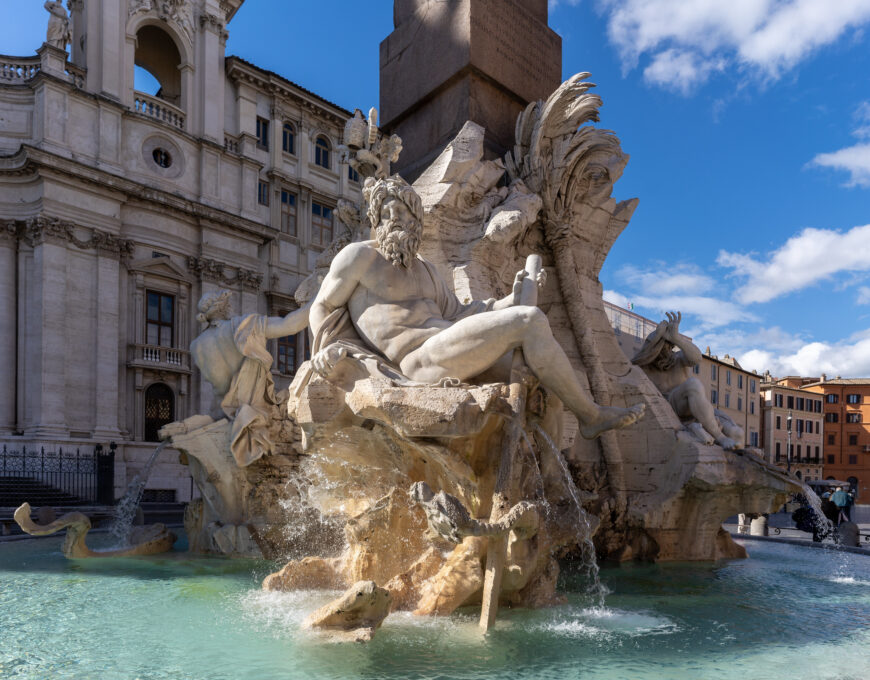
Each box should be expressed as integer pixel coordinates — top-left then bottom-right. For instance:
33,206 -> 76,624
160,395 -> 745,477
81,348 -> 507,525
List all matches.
715,435 -> 739,451
579,403 -> 645,439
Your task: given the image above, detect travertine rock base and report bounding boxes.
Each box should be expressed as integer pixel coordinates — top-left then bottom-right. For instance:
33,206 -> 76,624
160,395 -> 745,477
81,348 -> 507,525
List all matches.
303,581 -> 393,643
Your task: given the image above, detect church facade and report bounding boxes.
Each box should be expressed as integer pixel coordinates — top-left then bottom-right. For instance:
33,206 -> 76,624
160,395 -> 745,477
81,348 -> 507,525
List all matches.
0,0 -> 356,501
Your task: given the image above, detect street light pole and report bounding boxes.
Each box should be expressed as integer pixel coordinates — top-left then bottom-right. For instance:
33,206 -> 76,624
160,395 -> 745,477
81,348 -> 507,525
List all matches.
786,409 -> 793,473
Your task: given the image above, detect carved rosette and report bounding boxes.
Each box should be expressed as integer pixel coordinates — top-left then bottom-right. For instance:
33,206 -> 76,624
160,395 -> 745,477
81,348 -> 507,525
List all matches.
186,255 -> 262,292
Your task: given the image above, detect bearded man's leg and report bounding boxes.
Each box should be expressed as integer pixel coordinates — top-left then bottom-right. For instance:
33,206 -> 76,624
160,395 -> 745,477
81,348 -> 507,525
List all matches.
399,306 -> 643,437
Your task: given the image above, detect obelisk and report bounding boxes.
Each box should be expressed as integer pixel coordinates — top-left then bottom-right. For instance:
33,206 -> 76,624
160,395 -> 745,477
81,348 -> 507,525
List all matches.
380,0 -> 562,181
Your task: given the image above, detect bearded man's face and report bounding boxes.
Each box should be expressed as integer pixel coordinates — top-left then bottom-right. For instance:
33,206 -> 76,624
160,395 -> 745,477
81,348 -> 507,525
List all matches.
375,197 -> 422,268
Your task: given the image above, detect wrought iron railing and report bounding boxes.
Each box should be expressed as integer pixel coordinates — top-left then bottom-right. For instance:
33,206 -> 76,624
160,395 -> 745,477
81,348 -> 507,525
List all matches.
0,443 -> 115,505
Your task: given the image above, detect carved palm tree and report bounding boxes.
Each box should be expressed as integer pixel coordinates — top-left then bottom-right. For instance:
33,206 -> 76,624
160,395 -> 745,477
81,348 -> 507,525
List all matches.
505,73 -> 633,499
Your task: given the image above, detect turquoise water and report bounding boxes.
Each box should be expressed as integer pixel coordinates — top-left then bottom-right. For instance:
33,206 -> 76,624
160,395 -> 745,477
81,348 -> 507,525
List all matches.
1,535 -> 869,680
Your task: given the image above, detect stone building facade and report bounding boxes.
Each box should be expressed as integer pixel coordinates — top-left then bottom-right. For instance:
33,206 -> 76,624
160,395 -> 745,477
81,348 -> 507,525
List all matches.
802,377 -> 870,501
759,378 -> 824,482
0,0 -> 358,502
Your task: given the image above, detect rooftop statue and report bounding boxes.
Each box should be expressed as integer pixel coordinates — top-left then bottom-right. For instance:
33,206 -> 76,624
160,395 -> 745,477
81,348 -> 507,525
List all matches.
43,1 -> 70,51
307,175 -> 645,439
632,311 -> 742,450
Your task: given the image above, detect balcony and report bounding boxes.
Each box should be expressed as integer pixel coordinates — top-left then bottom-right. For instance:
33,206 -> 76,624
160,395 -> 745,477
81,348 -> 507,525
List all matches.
133,92 -> 185,130
127,344 -> 191,373
0,54 -> 40,83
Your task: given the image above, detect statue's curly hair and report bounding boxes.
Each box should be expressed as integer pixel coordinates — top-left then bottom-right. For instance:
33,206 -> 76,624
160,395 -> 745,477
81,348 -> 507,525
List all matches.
196,290 -> 232,324
363,175 -> 423,230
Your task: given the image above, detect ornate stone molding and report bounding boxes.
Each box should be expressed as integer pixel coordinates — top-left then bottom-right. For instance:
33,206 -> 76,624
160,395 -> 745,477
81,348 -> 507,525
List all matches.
129,0 -> 194,45
12,216 -> 134,258
198,12 -> 227,41
186,256 -> 262,291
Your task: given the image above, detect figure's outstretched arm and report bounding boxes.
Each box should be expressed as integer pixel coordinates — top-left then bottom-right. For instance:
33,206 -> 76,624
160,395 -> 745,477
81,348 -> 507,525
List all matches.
309,242 -> 368,336
264,300 -> 312,340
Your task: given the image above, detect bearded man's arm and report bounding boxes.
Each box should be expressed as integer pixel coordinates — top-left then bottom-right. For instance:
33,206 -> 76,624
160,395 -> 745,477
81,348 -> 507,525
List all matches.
310,242 -> 369,337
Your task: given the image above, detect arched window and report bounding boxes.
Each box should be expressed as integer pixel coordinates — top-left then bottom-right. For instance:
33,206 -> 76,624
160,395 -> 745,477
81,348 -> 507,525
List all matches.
144,383 -> 174,442
134,25 -> 182,106
314,136 -> 330,169
282,123 -> 295,154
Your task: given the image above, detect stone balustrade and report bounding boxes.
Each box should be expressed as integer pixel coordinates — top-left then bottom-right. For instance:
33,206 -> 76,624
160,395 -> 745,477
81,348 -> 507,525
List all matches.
0,55 -> 40,83
133,92 -> 186,130
128,344 -> 191,372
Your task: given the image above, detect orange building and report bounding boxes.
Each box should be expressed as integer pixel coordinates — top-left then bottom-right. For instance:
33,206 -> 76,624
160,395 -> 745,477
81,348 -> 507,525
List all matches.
803,377 -> 870,502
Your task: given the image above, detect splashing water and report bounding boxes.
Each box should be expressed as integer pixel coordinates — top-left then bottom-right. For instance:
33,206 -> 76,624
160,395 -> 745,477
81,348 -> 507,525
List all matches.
107,441 -> 168,546
519,429 -> 547,503
534,424 -> 605,605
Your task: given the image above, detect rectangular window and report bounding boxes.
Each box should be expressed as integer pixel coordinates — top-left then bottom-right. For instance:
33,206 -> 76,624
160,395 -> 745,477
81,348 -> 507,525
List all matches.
280,190 -> 297,236
849,434 -> 858,446
797,444 -> 801,459
711,365 -> 717,380
750,379 -> 756,393
282,123 -> 295,154
806,420 -> 812,434
750,431 -> 758,447
828,434 -> 835,445
711,389 -> 718,405
797,419 -> 804,435
737,396 -> 743,411
815,400 -> 822,413
693,364 -> 700,374
276,335 -> 297,376
827,454 -> 835,464
846,393 -> 861,404
146,291 -> 174,347
725,393 -> 730,408
776,415 -> 781,430
750,400 -> 755,415
846,413 -> 862,423
311,201 -> 334,246
348,165 -> 360,183
796,397 -> 804,411
815,446 -> 820,460
825,412 -> 839,423
775,441 -> 781,461
738,374 -> 743,389
787,395 -> 794,409
726,370 -> 731,385
775,393 -> 783,408
826,394 -> 839,404
258,180 -> 269,206
256,117 -> 269,150
849,454 -> 858,465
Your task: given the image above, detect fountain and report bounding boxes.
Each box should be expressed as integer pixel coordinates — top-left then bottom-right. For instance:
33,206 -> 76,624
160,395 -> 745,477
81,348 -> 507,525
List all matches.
9,72 -> 831,660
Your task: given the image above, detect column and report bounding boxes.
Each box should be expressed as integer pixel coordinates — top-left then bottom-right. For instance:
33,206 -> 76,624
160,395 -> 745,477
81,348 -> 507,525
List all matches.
93,251 -> 121,438
0,227 -> 17,433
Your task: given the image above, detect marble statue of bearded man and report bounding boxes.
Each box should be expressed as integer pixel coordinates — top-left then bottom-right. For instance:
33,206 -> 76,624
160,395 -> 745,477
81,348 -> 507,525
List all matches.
306,175 -> 644,439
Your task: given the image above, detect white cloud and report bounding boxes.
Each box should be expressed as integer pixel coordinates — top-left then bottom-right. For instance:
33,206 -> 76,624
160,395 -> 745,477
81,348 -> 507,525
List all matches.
617,263 -> 714,296
717,223 -> 870,304
858,286 -> 870,305
737,332 -> 870,378
549,0 -> 581,9
603,289 -> 630,308
598,0 -> 870,92
811,143 -> 870,187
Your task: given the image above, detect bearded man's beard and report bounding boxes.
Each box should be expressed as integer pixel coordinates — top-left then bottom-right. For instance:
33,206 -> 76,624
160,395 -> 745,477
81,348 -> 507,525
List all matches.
376,219 -> 422,268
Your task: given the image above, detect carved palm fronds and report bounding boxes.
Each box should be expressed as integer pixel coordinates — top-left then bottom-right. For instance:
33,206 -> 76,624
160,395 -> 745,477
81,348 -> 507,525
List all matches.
505,73 -> 632,497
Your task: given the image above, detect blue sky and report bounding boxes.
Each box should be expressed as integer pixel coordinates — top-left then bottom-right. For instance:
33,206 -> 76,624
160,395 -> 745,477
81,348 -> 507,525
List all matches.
4,1 -> 870,377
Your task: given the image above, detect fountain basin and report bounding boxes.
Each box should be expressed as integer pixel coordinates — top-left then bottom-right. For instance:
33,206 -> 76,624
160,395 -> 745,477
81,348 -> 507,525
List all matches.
2,535 -> 869,679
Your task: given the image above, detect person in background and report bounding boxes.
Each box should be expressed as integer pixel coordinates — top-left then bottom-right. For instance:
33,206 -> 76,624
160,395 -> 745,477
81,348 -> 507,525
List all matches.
830,486 -> 851,525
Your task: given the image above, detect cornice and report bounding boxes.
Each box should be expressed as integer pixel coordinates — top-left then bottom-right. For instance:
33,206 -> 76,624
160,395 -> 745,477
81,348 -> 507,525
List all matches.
1,146 -> 272,244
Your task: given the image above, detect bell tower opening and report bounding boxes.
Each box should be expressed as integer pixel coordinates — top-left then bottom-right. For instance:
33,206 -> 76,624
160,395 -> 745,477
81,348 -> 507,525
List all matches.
134,25 -> 182,106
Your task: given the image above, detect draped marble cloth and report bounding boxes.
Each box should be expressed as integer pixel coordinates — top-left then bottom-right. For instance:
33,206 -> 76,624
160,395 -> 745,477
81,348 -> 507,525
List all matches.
219,315 -> 278,467
293,257 -> 495,396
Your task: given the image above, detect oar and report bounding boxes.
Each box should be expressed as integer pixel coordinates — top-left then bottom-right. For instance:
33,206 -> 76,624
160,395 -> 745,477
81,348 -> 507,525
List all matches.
479,253 -> 542,632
